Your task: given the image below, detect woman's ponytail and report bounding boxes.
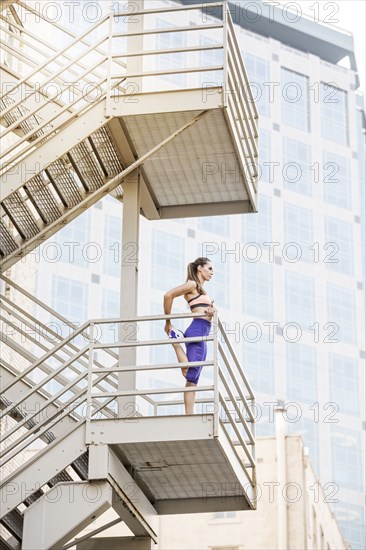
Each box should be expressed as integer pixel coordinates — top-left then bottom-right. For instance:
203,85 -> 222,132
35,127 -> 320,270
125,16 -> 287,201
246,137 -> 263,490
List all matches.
186,257 -> 210,295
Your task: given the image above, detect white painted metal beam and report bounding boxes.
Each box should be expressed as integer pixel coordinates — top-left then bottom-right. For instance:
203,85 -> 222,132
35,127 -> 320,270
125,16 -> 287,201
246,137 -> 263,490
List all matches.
109,88 -> 223,117
88,445 -> 158,540
118,173 -> 140,417
22,481 -> 112,550
0,1 -> 18,11
76,537 -> 155,550
0,423 -> 86,517
158,200 -> 253,218
155,495 -> 250,514
86,414 -> 215,445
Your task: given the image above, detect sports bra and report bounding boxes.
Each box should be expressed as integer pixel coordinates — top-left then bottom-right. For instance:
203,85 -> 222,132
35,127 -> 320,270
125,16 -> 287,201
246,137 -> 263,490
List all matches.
187,293 -> 215,311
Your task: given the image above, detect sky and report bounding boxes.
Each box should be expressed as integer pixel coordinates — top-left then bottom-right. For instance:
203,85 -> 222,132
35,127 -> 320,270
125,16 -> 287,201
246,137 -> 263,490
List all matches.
275,0 -> 366,96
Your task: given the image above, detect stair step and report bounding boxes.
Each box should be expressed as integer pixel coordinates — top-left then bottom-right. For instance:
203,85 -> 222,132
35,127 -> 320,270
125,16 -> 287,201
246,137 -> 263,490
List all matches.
45,159 -> 83,208
71,450 -> 89,480
2,192 -> 39,240
0,221 -> 18,257
68,142 -> 105,192
24,175 -> 62,224
48,469 -> 73,487
0,536 -> 14,550
89,126 -> 123,177
1,508 -> 23,542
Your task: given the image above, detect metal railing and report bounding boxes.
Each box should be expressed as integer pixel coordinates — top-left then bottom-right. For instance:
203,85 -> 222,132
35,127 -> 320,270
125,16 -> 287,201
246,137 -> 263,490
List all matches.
1,279 -> 255,487
0,1 -> 127,172
107,2 -> 258,188
1,1 -> 258,191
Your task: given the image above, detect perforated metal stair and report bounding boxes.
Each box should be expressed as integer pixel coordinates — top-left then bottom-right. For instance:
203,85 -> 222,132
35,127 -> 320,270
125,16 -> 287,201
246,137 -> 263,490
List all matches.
0,124 -> 124,269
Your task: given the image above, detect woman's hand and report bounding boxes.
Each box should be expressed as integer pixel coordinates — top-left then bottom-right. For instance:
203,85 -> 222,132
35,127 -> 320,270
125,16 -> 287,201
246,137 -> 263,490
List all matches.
164,321 -> 172,336
204,306 -> 216,318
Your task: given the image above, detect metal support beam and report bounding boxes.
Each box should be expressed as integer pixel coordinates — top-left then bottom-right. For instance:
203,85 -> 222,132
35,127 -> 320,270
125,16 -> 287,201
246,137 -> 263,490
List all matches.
88,445 -> 158,541
118,171 -> 141,417
22,481 -> 112,550
77,537 -> 155,550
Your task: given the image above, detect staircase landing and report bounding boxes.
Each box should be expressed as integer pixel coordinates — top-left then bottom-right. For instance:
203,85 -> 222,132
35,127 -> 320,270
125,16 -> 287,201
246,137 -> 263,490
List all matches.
88,414 -> 255,513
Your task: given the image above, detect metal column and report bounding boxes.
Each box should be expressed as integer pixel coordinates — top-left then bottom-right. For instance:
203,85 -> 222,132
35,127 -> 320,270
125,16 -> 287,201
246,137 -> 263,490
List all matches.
118,172 -> 141,416
117,0 -> 144,418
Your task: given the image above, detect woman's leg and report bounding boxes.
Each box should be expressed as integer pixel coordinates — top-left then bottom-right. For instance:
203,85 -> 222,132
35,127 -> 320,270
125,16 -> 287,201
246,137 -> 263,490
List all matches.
184,380 -> 196,414
170,341 -> 189,378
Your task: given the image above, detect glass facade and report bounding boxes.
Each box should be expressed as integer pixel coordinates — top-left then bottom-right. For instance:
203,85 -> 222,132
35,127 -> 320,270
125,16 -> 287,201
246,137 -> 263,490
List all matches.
285,271 -> 315,330
326,284 -> 356,345
281,68 -> 309,131
329,353 -> 360,416
286,343 -> 317,403
321,83 -> 348,145
283,137 -> 312,196
284,203 -> 314,263
323,151 -> 352,209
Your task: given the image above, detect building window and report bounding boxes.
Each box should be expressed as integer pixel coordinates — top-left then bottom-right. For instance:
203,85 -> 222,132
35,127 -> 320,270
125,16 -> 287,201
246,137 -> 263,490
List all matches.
242,261 -> 273,320
283,137 -> 312,196
208,258 -> 229,309
259,128 -> 271,184
323,151 -> 351,209
243,332 -> 274,394
242,193 -> 272,245
53,210 -> 91,268
333,503 -> 365,550
285,271 -> 315,331
243,53 -> 270,117
286,343 -> 317,404
331,427 -> 363,491
282,68 -> 309,131
103,214 -> 122,278
284,203 -> 313,263
51,275 -> 87,325
198,215 -> 229,236
329,353 -> 359,416
102,289 -> 120,318
151,230 -> 185,291
321,83 -> 348,145
156,18 -> 187,88
326,284 -> 356,345
325,216 -> 354,276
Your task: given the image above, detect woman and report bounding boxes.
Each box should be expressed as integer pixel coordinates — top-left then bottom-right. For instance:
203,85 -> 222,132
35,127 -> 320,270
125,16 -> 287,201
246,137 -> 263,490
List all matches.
163,257 -> 216,415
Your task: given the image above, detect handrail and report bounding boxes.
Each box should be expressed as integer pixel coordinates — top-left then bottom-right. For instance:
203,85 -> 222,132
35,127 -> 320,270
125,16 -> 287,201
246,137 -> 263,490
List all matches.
0,13 -> 110,102
1,307 -> 255,491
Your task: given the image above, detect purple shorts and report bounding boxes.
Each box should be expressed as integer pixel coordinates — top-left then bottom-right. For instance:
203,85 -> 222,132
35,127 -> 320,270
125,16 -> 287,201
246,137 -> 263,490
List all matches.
184,318 -> 211,384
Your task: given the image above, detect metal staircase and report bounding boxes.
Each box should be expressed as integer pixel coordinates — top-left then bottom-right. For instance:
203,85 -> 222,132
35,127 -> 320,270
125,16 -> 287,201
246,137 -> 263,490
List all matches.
1,0 -> 259,272
1,1 -> 259,548
1,275 -> 256,549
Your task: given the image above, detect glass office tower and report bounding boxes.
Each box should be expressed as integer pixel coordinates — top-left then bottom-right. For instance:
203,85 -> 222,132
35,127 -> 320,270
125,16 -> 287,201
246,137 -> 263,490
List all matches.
32,1 -> 365,547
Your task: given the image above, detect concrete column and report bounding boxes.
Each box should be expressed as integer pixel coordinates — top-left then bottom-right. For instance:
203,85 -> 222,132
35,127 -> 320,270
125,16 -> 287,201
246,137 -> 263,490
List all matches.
275,406 -> 288,550
118,171 -> 140,416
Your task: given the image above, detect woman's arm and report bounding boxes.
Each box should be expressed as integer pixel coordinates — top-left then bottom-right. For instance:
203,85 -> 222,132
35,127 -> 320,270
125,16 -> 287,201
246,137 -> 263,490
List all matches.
163,280 -> 196,334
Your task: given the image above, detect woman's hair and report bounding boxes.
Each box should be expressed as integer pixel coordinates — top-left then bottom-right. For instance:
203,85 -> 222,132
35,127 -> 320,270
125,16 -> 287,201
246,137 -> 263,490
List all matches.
186,257 -> 211,295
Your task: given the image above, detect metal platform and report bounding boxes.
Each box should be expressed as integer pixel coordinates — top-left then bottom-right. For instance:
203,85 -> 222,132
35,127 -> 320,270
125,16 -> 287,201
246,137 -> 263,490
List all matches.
89,414 -> 254,513
119,106 -> 254,219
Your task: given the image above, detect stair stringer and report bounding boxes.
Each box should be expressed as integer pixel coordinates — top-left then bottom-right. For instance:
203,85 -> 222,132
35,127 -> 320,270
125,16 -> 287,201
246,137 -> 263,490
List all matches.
1,99 -> 109,201
0,422 -> 86,517
22,481 -> 112,550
